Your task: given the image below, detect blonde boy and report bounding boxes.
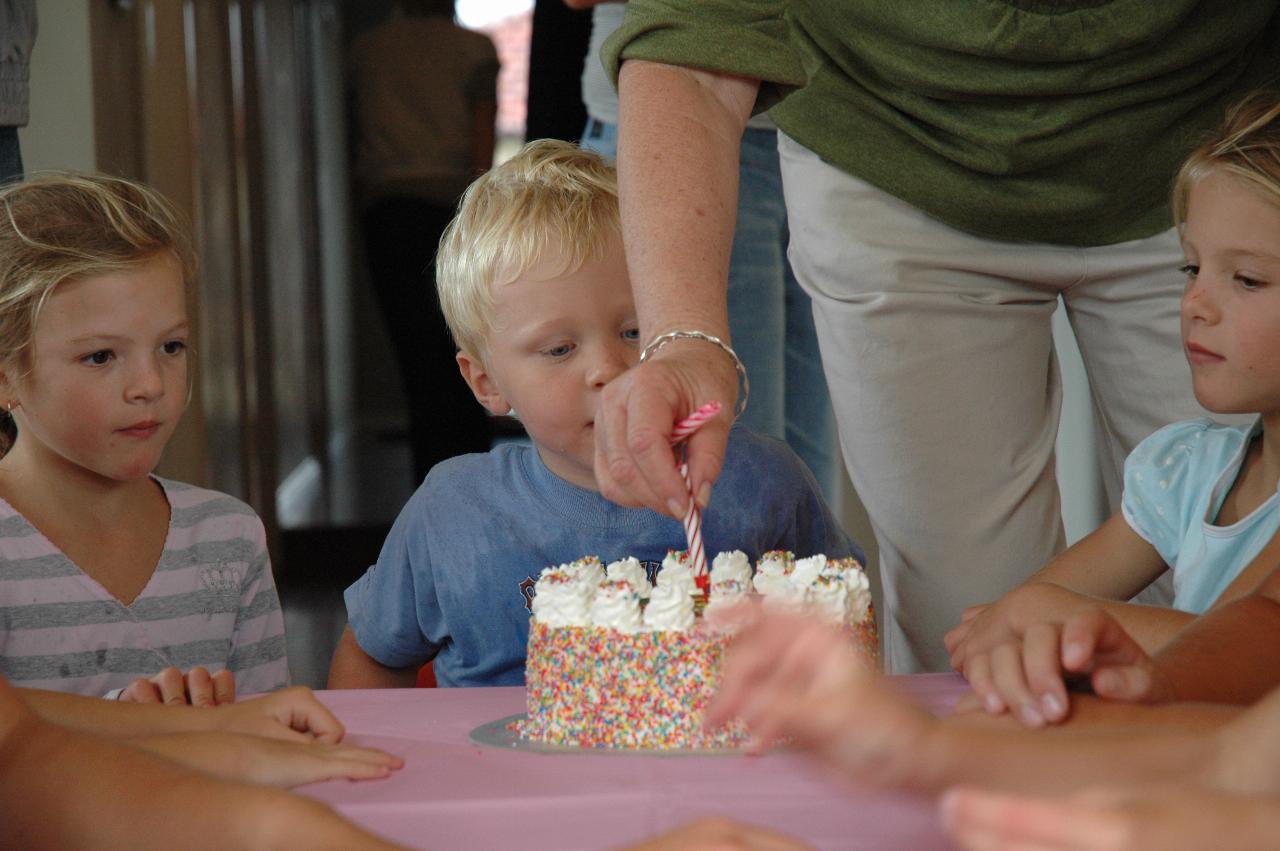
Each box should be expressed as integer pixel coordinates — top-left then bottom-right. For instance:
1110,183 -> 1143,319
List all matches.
329,141 -> 856,688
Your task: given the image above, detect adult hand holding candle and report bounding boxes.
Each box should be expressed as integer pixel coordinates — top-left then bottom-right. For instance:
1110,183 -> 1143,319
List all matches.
594,335 -> 744,518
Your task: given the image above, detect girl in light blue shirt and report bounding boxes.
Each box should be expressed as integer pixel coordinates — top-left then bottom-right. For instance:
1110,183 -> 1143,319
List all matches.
946,93 -> 1280,725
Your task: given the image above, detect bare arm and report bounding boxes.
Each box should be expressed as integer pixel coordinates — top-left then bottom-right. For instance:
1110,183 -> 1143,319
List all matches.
1022,513 -> 1170,601
327,625 -> 420,689
129,730 -> 402,788
947,514 -> 1176,662
711,609 -> 1257,797
594,60 -> 759,517
23,684 -> 348,743
911,703 -> 1223,795
0,676 -> 406,850
1150,562 -> 1280,705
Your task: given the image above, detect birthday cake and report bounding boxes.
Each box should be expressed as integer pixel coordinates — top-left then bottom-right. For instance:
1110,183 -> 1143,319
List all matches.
513,550 -> 879,750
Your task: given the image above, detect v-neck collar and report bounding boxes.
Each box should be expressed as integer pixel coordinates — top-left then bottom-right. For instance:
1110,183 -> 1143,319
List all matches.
0,475 -> 175,609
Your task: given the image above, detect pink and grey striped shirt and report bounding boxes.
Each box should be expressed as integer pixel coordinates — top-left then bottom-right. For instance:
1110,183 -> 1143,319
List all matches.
0,477 -> 289,697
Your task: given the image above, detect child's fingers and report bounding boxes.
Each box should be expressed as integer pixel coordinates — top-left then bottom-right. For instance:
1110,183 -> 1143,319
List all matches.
330,743 -> 405,769
1091,664 -> 1155,703
308,744 -> 406,783
185,666 -> 215,708
119,677 -> 163,704
272,686 -> 346,743
943,619 -> 973,663
1021,624 -> 1069,724
941,786 -> 1129,851
989,644 -> 1045,728
212,687 -> 340,743
150,666 -> 190,705
959,604 -> 989,624
961,653 -> 1005,715
251,741 -> 405,788
212,669 -> 236,704
1059,608 -> 1136,674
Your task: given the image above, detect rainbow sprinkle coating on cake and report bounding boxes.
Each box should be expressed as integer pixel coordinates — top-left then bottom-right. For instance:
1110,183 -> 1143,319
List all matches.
517,621 -> 749,749
512,550 -> 879,751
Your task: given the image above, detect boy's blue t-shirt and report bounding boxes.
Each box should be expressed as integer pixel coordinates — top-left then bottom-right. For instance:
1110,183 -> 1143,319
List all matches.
1122,417 -> 1278,614
344,426 -> 860,687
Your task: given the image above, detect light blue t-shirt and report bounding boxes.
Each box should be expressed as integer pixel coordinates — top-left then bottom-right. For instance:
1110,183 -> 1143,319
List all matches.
344,426 -> 859,687
1122,418 -> 1278,613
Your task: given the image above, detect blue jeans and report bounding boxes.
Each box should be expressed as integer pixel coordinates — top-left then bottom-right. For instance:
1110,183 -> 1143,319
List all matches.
581,119 -> 838,500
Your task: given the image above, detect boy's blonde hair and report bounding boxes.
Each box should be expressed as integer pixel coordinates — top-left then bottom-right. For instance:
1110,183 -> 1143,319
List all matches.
436,139 -> 620,361
1173,91 -> 1280,225
0,172 -> 195,371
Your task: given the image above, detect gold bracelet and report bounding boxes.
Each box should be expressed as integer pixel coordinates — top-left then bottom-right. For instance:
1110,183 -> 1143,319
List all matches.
639,329 -> 749,419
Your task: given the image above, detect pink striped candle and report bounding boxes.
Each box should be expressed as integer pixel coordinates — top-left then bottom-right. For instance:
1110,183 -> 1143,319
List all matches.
669,401 -> 721,444
669,401 -> 723,587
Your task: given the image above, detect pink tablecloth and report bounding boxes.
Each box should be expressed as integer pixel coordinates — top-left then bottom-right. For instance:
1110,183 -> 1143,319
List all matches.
304,674 -> 970,851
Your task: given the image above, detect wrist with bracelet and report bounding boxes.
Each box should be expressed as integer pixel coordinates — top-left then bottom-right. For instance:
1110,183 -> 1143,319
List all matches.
638,329 -> 749,419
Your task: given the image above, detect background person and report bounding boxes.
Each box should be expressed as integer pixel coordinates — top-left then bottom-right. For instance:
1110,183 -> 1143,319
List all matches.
349,0 -> 499,484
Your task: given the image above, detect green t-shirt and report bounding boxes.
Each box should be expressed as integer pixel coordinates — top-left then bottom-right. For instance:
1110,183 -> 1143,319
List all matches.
604,0 -> 1280,246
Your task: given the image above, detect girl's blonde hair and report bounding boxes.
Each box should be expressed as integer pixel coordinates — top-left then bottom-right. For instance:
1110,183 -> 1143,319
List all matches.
0,173 -> 194,452
436,139 -> 620,362
0,172 -> 194,369
1173,91 -> 1280,225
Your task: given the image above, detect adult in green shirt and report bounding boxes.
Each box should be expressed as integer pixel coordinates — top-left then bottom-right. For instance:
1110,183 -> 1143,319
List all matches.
589,1 -> 1280,672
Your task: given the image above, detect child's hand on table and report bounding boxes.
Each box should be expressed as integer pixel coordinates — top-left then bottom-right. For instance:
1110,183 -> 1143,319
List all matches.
118,666 -> 236,706
953,608 -> 1175,728
129,730 -> 404,788
944,582 -> 1099,675
203,685 -> 349,744
707,608 -> 935,789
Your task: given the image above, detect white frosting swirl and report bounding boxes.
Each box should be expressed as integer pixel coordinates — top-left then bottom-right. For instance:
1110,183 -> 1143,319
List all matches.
808,574 -> 851,624
752,556 -> 792,597
791,554 -> 828,587
844,567 -> 872,623
757,550 -> 794,574
657,551 -> 699,597
605,556 -> 651,599
710,550 -> 751,586
589,579 -> 643,633
531,568 -> 593,627
643,582 -> 695,632
562,556 -> 605,585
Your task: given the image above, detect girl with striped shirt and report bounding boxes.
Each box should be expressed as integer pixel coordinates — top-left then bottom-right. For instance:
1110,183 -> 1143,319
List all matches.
0,174 -> 288,702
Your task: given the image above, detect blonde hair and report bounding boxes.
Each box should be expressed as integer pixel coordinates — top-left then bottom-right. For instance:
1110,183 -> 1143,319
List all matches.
1173,91 -> 1280,225
0,173 -> 194,453
436,139 -> 620,361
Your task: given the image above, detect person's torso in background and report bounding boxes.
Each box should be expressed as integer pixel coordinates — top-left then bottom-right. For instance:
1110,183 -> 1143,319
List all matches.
350,16 -> 498,205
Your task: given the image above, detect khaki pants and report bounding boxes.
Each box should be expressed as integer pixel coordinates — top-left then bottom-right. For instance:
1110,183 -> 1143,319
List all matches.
778,133 -> 1213,672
